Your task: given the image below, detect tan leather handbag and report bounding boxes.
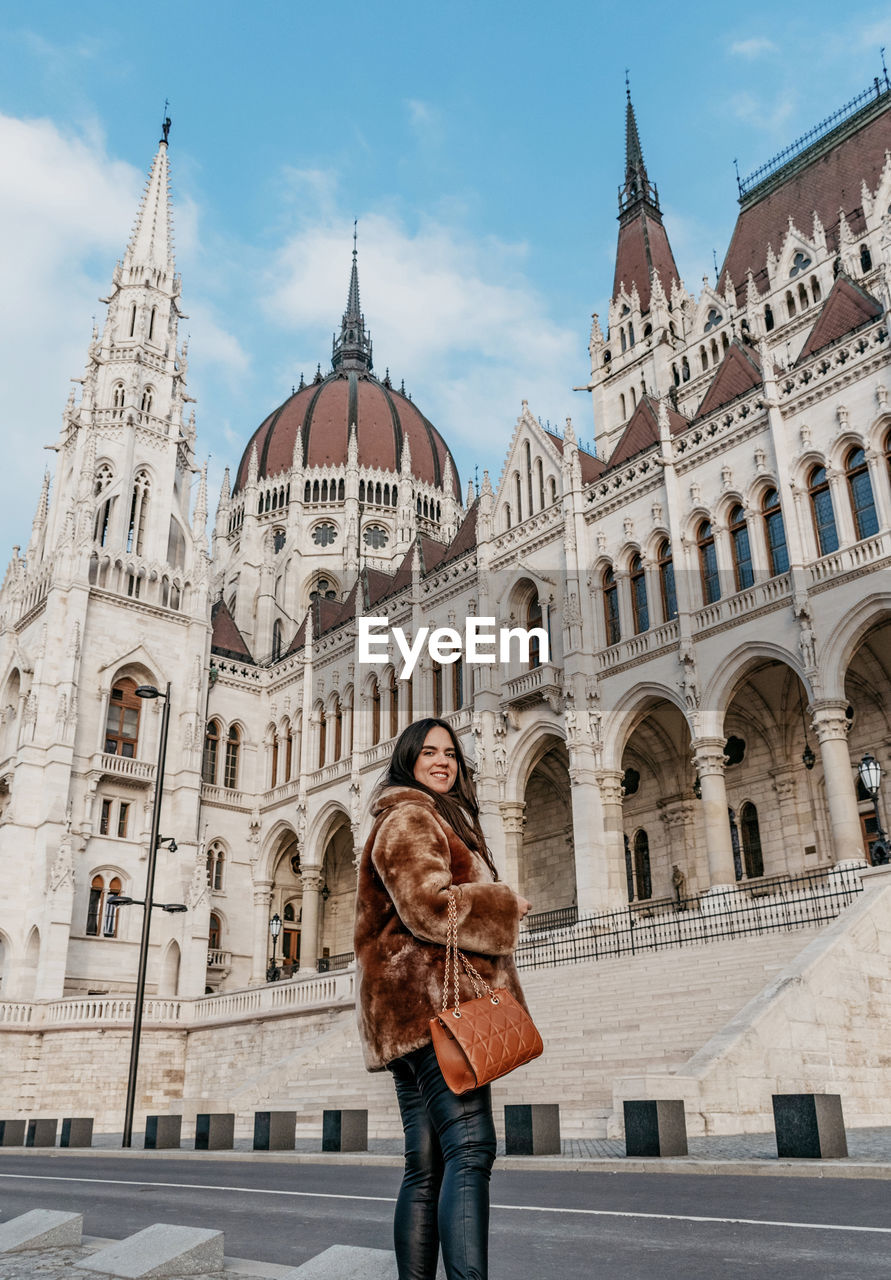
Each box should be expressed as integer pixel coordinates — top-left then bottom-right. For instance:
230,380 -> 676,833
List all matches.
429,893 -> 543,1095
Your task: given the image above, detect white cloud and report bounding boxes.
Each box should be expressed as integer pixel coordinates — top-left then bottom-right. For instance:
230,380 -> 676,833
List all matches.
261,210 -> 580,470
730,90 -> 796,134
729,37 -> 778,59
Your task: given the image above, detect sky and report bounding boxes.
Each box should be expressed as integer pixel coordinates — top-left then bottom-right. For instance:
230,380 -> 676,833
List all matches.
0,0 -> 888,554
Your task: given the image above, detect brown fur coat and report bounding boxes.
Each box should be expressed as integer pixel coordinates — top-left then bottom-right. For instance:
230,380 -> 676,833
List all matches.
354,785 -> 527,1071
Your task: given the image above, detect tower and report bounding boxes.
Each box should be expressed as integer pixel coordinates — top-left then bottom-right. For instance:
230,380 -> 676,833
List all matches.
586,83 -> 686,460
0,121 -> 212,1003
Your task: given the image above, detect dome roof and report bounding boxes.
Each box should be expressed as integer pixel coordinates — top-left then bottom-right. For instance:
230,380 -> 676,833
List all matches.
234,368 -> 460,497
234,240 -> 460,498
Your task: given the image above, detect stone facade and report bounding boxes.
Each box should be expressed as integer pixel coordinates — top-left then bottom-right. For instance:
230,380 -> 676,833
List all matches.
1,87 -> 891,1125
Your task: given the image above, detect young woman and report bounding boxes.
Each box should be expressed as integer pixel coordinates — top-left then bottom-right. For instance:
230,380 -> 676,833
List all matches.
354,717 -> 531,1280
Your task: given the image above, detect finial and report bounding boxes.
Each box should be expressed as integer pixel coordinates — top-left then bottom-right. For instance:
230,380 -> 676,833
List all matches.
161,101 -> 171,145
712,248 -> 719,285
625,68 -> 631,100
353,218 -> 358,257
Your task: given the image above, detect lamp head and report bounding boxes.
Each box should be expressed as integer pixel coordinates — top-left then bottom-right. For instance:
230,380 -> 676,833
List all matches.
135,685 -> 162,699
160,903 -> 188,913
859,753 -> 882,795
106,893 -> 134,907
269,912 -> 283,939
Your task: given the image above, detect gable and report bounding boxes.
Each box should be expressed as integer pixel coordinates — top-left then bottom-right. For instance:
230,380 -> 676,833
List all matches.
694,342 -> 762,420
796,274 -> 883,363
210,601 -> 253,663
607,396 -> 688,469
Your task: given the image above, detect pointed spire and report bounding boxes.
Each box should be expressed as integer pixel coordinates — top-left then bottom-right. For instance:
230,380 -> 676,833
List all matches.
123,128 -> 174,278
332,223 -> 373,372
217,467 -> 231,512
247,444 -> 259,489
619,76 -> 659,214
292,429 -> 304,471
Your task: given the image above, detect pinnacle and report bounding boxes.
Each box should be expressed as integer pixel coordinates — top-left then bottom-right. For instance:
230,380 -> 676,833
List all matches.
124,139 -> 174,277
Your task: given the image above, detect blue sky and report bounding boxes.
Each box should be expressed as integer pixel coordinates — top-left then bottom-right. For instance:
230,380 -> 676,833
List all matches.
0,1 -> 888,552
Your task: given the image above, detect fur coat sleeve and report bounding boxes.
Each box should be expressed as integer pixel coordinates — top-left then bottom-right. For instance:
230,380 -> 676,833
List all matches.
353,785 -> 527,1071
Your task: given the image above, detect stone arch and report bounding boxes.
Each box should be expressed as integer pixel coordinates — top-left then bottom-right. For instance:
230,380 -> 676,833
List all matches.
827,430 -> 869,473
821,594 -> 891,702
616,541 -> 644,572
601,682 -> 689,773
158,939 -> 181,997
319,811 -> 356,961
703,641 -> 810,728
256,819 -> 301,884
842,612 -> 891,863
503,719 -> 567,797
517,734 -> 574,915
22,925 -> 39,1000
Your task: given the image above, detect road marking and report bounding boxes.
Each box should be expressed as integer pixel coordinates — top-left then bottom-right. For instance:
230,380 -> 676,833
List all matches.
0,1172 -> 888,1236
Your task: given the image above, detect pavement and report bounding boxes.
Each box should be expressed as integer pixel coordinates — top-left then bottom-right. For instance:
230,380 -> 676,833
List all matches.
2,1144 -> 891,1279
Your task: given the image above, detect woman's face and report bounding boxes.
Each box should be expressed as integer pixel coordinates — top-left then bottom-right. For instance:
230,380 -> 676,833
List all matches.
413,726 -> 458,795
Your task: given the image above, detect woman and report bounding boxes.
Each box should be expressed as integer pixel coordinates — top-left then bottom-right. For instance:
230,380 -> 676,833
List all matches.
354,718 -> 531,1280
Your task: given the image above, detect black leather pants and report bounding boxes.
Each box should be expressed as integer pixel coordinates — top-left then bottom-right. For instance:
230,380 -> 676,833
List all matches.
388,1042 -> 496,1280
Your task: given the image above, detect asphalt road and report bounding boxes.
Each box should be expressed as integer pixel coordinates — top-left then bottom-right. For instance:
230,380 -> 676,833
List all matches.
0,1153 -> 889,1279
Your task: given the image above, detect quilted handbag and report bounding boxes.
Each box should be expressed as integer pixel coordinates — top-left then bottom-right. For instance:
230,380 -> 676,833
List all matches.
429,892 -> 543,1095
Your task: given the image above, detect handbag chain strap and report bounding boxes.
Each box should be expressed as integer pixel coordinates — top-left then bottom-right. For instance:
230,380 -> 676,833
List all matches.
441,891 -> 500,1019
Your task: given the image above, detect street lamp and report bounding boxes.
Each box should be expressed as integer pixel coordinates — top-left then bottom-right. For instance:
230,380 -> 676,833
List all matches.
858,753 -> 890,865
120,682 -> 182,1148
267,912 -> 283,982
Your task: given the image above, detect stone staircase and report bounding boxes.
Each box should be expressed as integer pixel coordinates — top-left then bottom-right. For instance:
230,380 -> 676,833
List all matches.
213,926 -> 823,1141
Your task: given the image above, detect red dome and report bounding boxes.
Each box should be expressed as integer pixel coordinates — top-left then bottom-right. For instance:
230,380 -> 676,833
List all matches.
234,369 -> 460,498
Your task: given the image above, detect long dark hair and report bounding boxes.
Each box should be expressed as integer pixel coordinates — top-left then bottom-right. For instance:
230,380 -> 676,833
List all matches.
380,717 -> 498,879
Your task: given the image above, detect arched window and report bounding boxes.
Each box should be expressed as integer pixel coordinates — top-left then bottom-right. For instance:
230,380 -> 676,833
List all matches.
729,505 -> 754,591
452,657 -> 464,711
224,725 -> 240,789
810,276 -> 821,304
334,701 -> 343,760
619,392 -> 626,418
432,663 -> 443,717
206,843 -> 225,891
860,243 -> 872,273
657,539 -> 677,621
527,596 -> 543,668
630,385 -> 637,409
317,708 -> 326,767
797,282 -> 809,310
786,290 -> 796,318
536,458 -> 545,509
112,383 -> 125,413
87,874 -> 123,938
764,304 -> 774,332
762,488 -> 789,575
524,442 -> 533,514
271,620 -> 283,663
208,912 -> 222,951
603,568 -> 620,646
845,446 -> 878,540
371,680 -> 381,744
808,465 -> 838,555
504,503 -> 512,530
630,554 -> 649,633
624,834 -> 634,901
270,729 -> 279,787
140,387 -> 154,415
148,307 -> 156,342
127,471 -> 150,555
740,802 -> 764,878
514,471 -> 523,523
388,672 -> 399,739
105,679 -> 141,757
697,521 -> 720,603
633,831 -> 652,901
700,345 -> 708,373
129,304 -> 137,337
202,720 -> 220,784
681,357 -> 690,383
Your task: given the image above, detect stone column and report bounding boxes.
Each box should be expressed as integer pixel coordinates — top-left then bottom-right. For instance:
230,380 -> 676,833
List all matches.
568,751 -> 617,913
298,867 -> 323,972
826,466 -> 855,545
770,768 -> 802,873
691,739 -> 737,888
615,569 -> 632,642
811,701 -> 865,865
499,800 -> 525,891
866,445 -> 891,531
658,799 -> 699,895
597,769 -> 630,910
250,879 -> 273,986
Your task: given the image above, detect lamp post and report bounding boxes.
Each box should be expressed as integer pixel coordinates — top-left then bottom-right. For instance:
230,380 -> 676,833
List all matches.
267,912 -> 282,982
120,683 -> 173,1148
858,753 -> 890,865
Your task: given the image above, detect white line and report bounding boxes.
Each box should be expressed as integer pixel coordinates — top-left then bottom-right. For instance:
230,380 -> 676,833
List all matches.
0,1172 -> 888,1236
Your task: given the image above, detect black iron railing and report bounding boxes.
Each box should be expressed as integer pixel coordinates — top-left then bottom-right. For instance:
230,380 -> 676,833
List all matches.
317,951 -> 355,973
515,867 -> 863,970
738,77 -> 890,199
522,905 -> 579,932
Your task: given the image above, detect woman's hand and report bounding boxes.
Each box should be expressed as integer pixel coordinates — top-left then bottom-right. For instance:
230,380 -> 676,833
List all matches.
516,895 -> 532,920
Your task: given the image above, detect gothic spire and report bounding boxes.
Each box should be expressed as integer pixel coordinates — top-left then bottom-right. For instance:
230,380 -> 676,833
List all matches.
331,224 -> 373,372
612,78 -> 679,312
123,122 -> 174,279
619,78 -> 659,215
